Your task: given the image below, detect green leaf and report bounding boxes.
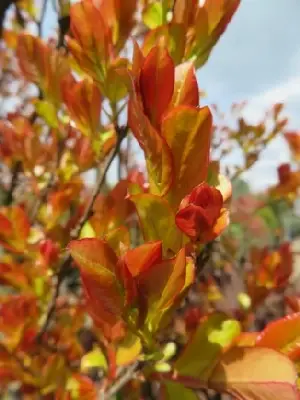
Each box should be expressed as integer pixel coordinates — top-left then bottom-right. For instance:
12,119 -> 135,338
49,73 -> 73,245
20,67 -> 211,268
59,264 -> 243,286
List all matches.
79,221 -> 96,239
256,206 -> 279,231
81,346 -> 108,372
129,193 -> 184,255
175,313 -> 241,381
143,2 -> 164,29
34,100 -> 58,128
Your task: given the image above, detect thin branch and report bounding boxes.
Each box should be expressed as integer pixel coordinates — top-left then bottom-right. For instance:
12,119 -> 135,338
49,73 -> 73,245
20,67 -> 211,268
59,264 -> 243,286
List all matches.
0,342 -> 35,377
57,15 -> 70,48
36,127 -> 127,342
0,0 -> 18,38
104,361 -> 140,400
29,138 -> 64,223
70,126 -> 127,240
4,160 -> 21,206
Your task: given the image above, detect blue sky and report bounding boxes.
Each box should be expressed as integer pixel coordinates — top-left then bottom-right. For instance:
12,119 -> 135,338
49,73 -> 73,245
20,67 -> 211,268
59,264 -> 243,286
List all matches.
198,0 -> 300,191
44,0 -> 300,191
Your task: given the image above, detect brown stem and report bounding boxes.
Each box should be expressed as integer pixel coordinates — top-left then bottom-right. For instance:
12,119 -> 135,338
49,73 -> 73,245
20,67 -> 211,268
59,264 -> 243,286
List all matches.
0,342 -> 35,377
4,160 -> 22,206
36,127 -> 127,342
104,361 -> 140,400
0,0 -> 19,38
57,15 -> 70,48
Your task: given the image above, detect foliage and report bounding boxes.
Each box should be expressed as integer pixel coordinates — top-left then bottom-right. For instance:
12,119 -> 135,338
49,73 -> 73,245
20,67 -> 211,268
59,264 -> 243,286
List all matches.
0,0 -> 299,399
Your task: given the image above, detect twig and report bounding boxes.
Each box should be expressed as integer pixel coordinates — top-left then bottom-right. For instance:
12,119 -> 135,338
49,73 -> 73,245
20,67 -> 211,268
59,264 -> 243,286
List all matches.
57,15 -> 70,48
29,138 -> 64,223
104,361 -> 140,400
0,0 -> 18,38
4,160 -> 21,205
0,341 -> 35,377
70,126 -> 127,240
36,127 -> 127,341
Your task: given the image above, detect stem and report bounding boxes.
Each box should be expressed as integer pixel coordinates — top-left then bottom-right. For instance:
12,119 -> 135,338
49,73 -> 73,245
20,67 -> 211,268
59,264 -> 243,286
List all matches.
4,161 -> 21,206
104,362 -> 140,400
0,342 -> 35,377
0,0 -> 18,38
36,127 -> 127,341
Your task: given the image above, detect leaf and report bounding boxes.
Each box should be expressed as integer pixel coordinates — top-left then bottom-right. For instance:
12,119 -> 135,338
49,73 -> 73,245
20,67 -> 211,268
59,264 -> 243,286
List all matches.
80,222 -> 96,239
137,248 -> 194,331
116,333 -> 141,366
81,347 -> 108,372
98,0 -> 137,53
122,241 -> 163,278
40,355 -> 68,395
170,61 -> 199,108
256,313 -> 300,360
63,374 -> 97,400
256,205 -> 279,231
186,0 -> 241,69
34,100 -> 58,128
162,106 -> 212,208
17,33 -> 70,106
175,314 -> 241,381
161,382 -> 198,400
104,226 -> 131,256
61,75 -> 102,137
143,2 -> 164,29
0,213 -> 12,237
68,239 -> 125,340
139,46 -> 174,129
130,193 -> 184,255
68,238 -> 118,280
105,59 -> 129,103
67,0 -> 111,90
208,347 -> 299,400
143,23 -> 186,65
128,86 -> 173,196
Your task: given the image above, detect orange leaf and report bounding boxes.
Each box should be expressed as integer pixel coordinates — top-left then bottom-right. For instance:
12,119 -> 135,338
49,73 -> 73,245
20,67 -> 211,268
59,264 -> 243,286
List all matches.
256,313 -> 300,360
67,0 -> 112,91
187,0 -> 241,68
61,75 -> 102,137
208,347 -> 299,400
128,83 -> 173,196
68,239 -> 125,341
137,248 -> 194,331
17,34 -> 70,106
170,61 -> 199,108
122,241 -> 163,278
162,106 -> 212,208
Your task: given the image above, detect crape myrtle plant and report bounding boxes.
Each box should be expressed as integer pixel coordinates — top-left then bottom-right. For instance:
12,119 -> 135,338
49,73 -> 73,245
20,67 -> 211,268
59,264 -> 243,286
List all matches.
0,0 -> 300,399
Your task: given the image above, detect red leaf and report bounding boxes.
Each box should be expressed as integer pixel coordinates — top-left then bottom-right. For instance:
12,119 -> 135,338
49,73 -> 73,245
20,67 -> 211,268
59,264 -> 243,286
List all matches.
139,46 -> 174,129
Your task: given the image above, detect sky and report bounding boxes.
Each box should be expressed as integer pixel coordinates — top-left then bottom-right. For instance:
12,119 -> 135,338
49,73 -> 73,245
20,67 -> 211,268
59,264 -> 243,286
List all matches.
198,0 -> 300,191
43,0 -> 300,191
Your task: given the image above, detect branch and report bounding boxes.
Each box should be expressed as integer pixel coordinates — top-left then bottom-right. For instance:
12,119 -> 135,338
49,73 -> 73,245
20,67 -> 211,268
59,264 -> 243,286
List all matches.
104,361 -> 140,400
70,126 -> 128,240
0,0 -> 18,38
57,15 -> 70,48
4,160 -> 21,206
36,127 -> 127,342
0,342 -> 35,377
